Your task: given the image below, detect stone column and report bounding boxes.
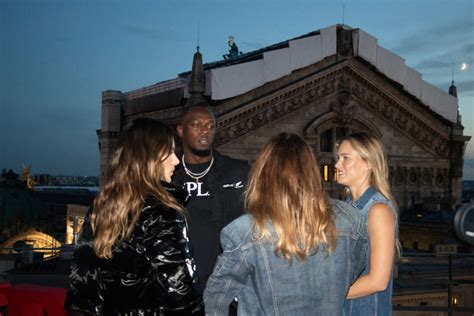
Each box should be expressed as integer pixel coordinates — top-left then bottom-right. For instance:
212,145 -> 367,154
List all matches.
449,132 -> 471,206
98,90 -> 122,187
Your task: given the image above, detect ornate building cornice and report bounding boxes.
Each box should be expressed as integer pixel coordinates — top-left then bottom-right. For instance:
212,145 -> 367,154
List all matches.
214,60 -> 452,158
214,64 -> 345,145
342,64 -> 451,157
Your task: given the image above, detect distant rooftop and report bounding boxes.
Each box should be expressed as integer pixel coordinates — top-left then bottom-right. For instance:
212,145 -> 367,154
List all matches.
124,78 -> 187,101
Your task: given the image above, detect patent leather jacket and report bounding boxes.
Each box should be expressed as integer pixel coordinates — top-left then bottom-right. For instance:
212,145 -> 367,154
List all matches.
64,183 -> 204,315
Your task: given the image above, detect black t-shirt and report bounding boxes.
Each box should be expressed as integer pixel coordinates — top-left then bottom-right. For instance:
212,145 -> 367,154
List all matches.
173,151 -> 249,288
182,162 -> 219,289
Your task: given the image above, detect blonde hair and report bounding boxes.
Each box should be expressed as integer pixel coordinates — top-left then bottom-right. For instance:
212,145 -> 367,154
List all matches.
92,118 -> 183,259
338,132 -> 397,210
246,133 -> 337,262
337,131 -> 401,255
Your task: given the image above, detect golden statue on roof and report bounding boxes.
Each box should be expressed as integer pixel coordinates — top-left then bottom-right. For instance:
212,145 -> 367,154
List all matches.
20,164 -> 37,189
223,36 -> 242,60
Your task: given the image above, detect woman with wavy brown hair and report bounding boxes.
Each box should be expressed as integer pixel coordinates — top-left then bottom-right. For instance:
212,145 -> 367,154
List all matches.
204,133 -> 368,315
64,118 -> 203,315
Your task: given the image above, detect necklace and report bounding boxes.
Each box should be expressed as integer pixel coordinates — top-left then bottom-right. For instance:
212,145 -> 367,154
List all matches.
182,155 -> 214,183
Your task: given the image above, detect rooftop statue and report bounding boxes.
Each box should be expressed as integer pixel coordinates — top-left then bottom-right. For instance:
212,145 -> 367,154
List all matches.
20,164 -> 37,189
223,36 -> 242,60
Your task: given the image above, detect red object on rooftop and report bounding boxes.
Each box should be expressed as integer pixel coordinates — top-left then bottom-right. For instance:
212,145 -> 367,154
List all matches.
1,283 -> 67,316
0,281 -> 11,316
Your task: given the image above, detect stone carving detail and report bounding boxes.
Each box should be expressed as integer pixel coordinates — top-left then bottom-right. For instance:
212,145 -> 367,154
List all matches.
331,91 -> 359,125
342,68 -> 450,158
421,168 -> 433,185
215,66 -> 450,158
394,167 -> 405,185
408,168 -> 418,185
435,172 -> 445,186
391,166 -> 449,190
450,141 -> 465,178
215,71 -> 341,145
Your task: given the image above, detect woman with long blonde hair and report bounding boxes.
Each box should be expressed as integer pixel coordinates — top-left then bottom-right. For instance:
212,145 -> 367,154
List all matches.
204,133 -> 368,315
335,131 -> 397,315
65,118 -> 203,315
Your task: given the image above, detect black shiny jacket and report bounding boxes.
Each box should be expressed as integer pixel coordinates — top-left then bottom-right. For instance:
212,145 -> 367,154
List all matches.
64,184 -> 204,315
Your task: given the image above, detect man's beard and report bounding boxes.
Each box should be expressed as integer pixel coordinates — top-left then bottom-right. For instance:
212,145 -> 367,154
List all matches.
190,146 -> 212,157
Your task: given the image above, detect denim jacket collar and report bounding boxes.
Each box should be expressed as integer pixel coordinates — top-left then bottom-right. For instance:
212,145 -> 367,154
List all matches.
346,186 -> 377,210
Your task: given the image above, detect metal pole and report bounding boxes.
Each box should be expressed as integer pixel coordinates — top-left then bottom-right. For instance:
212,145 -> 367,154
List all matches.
448,254 -> 452,316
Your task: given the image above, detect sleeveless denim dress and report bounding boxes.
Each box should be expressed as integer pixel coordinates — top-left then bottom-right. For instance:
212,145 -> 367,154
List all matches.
344,187 -> 397,316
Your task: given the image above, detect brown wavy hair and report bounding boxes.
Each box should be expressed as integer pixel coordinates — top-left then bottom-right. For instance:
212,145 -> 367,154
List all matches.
246,133 -> 337,262
91,118 -> 183,259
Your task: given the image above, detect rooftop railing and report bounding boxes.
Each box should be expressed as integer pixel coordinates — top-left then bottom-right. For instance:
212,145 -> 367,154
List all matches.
124,78 -> 187,100
393,253 -> 474,315
0,247 -> 473,314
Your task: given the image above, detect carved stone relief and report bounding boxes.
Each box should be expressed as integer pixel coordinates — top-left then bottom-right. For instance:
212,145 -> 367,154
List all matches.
214,70 -> 342,146
330,91 -> 360,126
214,66 -> 451,160
450,141 -> 466,178
342,68 -> 451,158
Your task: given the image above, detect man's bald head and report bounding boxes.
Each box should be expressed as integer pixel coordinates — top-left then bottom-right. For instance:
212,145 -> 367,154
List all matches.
181,105 -> 216,124
177,104 -> 216,159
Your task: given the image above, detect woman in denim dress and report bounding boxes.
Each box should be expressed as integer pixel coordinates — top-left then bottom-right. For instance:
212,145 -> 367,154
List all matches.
335,132 -> 398,316
204,133 -> 368,315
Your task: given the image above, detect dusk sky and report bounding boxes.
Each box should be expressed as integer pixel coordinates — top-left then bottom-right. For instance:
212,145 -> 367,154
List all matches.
1,0 -> 473,179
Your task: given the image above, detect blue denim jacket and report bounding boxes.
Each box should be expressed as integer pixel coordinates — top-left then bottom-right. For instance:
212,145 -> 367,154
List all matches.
344,187 -> 397,316
203,199 -> 368,316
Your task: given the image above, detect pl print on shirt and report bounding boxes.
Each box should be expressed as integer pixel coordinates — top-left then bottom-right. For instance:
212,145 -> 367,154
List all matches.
184,181 -> 210,197
183,180 -> 244,197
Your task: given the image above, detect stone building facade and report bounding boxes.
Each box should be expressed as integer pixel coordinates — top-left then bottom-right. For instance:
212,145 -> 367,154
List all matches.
97,24 -> 470,213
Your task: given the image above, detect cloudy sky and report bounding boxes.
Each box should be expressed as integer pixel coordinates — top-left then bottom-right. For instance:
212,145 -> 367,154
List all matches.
1,0 -> 473,179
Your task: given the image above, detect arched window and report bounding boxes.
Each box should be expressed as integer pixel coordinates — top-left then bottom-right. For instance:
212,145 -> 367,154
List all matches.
319,126 -> 349,152
320,129 -> 332,152
304,115 -> 379,188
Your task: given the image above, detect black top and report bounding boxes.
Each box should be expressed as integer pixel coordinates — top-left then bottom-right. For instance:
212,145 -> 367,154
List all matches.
173,150 -> 250,288
64,183 -> 203,315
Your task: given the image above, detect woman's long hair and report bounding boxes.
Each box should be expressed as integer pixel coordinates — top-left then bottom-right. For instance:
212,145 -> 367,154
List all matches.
246,133 -> 337,262
338,132 -> 397,211
92,118 -> 183,259
338,131 -> 401,256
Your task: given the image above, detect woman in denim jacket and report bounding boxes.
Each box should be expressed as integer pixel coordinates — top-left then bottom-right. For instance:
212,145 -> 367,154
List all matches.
335,132 -> 398,316
204,133 -> 368,315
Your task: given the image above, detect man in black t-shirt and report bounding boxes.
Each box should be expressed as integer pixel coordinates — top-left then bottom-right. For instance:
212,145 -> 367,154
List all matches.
173,105 -> 249,289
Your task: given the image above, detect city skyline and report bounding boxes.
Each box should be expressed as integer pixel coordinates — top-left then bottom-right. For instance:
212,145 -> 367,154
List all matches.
1,0 -> 473,179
